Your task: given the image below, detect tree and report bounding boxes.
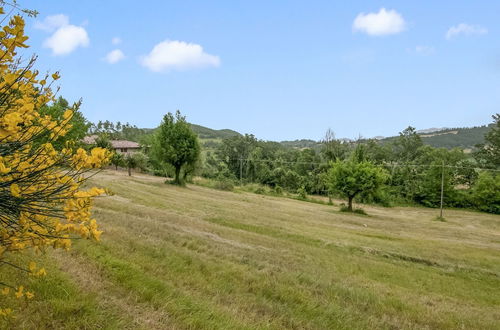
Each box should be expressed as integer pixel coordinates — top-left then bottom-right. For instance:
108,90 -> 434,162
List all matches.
154,111 -> 200,185
216,134 -> 258,182
321,128 -> 349,162
123,152 -> 148,176
147,135 -> 173,177
94,133 -> 113,150
111,152 -> 125,170
39,96 -> 90,150
474,114 -> 500,169
0,8 -> 109,311
125,154 -> 137,176
132,152 -> 149,172
327,160 -> 387,212
393,126 -> 424,162
472,172 -> 500,214
352,140 -> 391,164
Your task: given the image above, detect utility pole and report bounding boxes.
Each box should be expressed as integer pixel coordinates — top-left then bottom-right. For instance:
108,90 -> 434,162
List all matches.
239,156 -> 243,186
390,163 -> 395,185
440,160 -> 445,219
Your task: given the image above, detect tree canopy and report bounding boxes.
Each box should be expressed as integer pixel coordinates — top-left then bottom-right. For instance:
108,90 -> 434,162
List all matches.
474,114 -> 500,169
153,110 -> 200,185
39,96 -> 90,150
327,160 -> 387,211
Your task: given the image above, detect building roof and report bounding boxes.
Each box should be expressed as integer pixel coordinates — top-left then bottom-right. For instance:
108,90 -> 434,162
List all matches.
83,135 -> 98,144
83,135 -> 140,149
110,140 -> 140,149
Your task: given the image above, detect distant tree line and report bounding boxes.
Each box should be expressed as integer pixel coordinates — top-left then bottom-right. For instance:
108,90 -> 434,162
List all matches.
89,120 -> 154,143
49,100 -> 499,214
199,116 -> 499,214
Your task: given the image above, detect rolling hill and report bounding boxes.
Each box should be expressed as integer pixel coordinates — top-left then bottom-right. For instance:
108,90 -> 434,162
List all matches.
378,125 -> 492,150
279,125 -> 492,151
3,170 -> 499,329
127,121 -> 492,152
189,124 -> 241,140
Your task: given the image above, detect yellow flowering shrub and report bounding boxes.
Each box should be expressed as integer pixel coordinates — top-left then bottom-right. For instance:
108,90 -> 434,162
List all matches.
0,7 -> 110,313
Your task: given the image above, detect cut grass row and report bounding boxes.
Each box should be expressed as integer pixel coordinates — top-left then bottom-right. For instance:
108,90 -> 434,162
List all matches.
2,170 -> 499,329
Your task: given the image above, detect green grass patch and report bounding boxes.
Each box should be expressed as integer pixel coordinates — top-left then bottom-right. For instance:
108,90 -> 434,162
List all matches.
8,170 -> 499,329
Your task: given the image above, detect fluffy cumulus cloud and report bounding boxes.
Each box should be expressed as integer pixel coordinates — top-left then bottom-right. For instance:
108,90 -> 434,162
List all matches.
141,40 -> 220,72
104,49 -> 125,64
445,23 -> 488,40
36,14 -> 89,55
353,8 -> 406,36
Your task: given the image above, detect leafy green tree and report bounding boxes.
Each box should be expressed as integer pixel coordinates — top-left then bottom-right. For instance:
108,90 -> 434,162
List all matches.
217,134 -> 258,181
111,152 -> 125,170
247,146 -> 270,183
125,154 -> 137,176
393,126 -> 424,162
132,152 -> 149,172
182,156 -> 200,183
147,135 -> 173,177
353,140 -> 391,164
154,111 -> 201,185
412,147 -> 466,207
386,127 -> 426,201
94,134 -> 113,150
295,148 -> 320,176
321,128 -> 349,162
283,170 -> 301,191
472,172 -> 500,214
474,114 -> 500,169
327,160 -> 387,212
39,96 -> 91,149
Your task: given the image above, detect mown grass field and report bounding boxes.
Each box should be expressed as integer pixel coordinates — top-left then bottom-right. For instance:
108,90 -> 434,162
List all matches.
2,170 -> 500,329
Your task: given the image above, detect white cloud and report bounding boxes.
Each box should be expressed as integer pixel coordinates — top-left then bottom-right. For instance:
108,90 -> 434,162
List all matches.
34,14 -> 69,31
141,40 -> 220,72
111,37 -> 122,45
414,45 -> 435,56
353,8 -> 406,36
445,23 -> 488,40
104,49 -> 125,64
38,14 -> 89,56
43,25 -> 89,55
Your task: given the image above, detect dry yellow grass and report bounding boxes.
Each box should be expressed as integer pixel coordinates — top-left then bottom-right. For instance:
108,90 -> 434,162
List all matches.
2,169 -> 499,329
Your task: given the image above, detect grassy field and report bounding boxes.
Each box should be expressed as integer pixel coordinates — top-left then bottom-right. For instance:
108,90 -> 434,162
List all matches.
2,170 -> 500,329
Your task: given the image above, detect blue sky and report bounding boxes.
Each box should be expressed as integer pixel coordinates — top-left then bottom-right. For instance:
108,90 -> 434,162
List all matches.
18,0 -> 500,141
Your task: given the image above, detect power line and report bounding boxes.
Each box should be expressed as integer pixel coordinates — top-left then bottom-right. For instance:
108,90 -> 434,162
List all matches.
207,156 -> 500,172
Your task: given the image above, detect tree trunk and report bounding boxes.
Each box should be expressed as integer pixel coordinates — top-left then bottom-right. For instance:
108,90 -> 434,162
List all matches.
128,167 -> 131,176
115,164 -> 118,170
174,166 -> 181,185
348,196 -> 353,212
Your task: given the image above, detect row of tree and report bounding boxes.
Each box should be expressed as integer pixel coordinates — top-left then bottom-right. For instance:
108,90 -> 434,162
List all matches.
60,102 -> 499,214
197,118 -> 499,214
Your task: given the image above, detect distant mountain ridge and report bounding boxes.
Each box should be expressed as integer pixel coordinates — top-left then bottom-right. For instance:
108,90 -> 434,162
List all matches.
416,125 -> 490,149
189,124 -> 241,140
187,122 -> 492,151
